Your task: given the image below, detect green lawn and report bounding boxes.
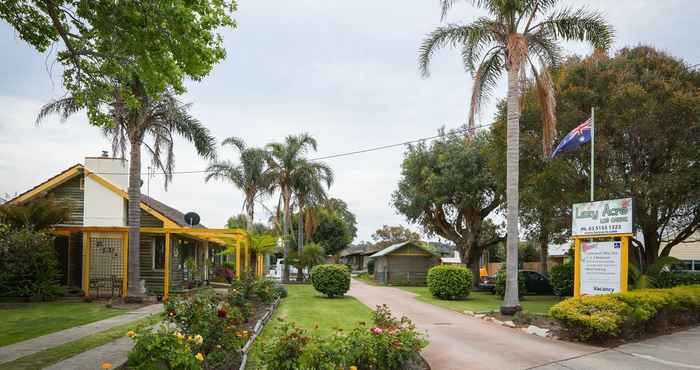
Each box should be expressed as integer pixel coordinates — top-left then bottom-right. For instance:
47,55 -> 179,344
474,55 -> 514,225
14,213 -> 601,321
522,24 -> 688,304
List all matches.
0,314 -> 161,370
399,286 -> 561,315
247,284 -> 373,369
0,301 -> 127,346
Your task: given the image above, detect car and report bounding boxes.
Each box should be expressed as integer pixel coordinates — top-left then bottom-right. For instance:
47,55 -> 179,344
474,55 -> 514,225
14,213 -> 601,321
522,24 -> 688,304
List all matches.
478,270 -> 554,295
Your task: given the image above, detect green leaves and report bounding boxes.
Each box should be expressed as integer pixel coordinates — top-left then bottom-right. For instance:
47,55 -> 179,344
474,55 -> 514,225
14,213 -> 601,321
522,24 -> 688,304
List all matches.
427,265 -> 473,300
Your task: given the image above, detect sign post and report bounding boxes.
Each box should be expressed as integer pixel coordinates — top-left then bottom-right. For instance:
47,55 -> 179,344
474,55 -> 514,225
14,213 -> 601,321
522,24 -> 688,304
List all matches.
572,198 -> 633,297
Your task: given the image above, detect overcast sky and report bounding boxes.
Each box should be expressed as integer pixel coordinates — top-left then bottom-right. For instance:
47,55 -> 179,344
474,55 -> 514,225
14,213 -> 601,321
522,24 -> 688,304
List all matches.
1,0 -> 699,242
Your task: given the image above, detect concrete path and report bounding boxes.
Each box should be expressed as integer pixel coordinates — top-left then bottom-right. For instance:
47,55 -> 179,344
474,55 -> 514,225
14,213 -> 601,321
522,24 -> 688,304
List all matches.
0,303 -> 162,365
349,280 -> 600,370
532,326 -> 700,370
43,336 -> 133,370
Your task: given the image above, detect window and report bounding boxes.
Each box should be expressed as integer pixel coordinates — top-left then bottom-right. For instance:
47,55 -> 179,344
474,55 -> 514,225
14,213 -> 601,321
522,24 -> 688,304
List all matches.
153,237 -> 165,270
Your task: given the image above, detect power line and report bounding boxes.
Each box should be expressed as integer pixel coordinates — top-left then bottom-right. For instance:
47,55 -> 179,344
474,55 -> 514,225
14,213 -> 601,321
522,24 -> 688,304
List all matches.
90,122 -> 492,175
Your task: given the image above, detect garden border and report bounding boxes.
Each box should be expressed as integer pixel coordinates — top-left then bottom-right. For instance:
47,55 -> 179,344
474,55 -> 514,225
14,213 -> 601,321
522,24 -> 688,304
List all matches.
238,296 -> 281,370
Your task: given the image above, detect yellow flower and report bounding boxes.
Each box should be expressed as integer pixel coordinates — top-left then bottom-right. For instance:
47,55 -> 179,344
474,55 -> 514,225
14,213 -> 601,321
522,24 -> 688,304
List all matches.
101,362 -> 113,369
195,352 -> 205,362
194,334 -> 204,345
175,332 -> 185,341
187,335 -> 193,342
350,367 -> 358,370
126,331 -> 136,338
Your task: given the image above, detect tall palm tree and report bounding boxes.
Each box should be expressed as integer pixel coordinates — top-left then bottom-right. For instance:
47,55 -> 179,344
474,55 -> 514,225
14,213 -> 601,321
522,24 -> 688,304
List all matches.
36,84 -> 217,299
205,137 -> 272,233
292,162 -> 333,281
419,0 -> 612,314
265,133 -> 327,283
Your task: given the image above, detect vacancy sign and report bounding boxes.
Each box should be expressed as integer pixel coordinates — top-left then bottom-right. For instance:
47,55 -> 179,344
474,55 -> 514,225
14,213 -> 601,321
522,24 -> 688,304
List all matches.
579,240 -> 624,295
572,198 -> 633,237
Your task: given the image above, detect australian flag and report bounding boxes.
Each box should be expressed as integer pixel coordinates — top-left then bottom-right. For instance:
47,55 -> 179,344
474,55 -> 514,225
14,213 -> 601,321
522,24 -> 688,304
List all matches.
550,117 -> 592,158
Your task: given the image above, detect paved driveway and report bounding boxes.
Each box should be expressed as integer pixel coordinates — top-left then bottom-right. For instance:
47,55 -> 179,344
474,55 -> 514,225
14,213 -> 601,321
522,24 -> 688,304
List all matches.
348,280 -> 598,370
349,280 -> 700,370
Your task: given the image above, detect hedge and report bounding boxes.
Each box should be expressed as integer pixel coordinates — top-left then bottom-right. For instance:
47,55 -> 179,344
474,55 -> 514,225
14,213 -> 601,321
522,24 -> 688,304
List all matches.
549,262 -> 574,297
310,264 -> 351,298
494,269 -> 526,298
655,271 -> 700,288
426,265 -> 472,300
550,285 -> 700,341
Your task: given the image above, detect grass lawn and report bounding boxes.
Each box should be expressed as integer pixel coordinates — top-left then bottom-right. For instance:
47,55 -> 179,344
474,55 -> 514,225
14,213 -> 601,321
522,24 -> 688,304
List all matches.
354,273 -> 379,286
0,314 -> 161,370
0,301 -> 127,346
247,284 -> 373,369
399,286 -> 561,315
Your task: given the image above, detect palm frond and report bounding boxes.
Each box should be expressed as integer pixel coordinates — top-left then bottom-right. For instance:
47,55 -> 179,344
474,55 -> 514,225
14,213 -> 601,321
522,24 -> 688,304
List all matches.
419,23 -> 499,77
440,0 -> 461,20
526,29 -> 563,67
467,48 -> 504,130
529,6 -> 614,50
172,113 -> 217,160
35,96 -> 81,125
222,136 -> 246,152
534,67 -> 557,156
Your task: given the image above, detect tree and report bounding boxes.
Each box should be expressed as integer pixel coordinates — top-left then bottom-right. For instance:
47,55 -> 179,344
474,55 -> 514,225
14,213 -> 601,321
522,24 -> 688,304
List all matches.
226,214 -> 275,235
4,1 -> 235,300
266,134 -> 329,282
324,198 -> 358,240
549,47 -> 700,269
392,130 -> 504,288
0,196 -> 71,230
206,137 -> 272,233
418,0 -> 613,314
37,90 -> 217,298
310,208 -> 355,257
371,225 -> 420,244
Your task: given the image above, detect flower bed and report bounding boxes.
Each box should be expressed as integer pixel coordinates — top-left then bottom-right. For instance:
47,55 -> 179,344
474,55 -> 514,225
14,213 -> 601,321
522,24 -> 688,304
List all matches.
549,285 -> 700,342
123,274 -> 285,369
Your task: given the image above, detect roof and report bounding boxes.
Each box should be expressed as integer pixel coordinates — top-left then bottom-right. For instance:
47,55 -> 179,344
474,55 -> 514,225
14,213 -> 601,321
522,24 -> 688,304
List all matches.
369,241 -> 439,258
8,163 -> 204,229
441,251 -> 462,264
340,244 -> 368,257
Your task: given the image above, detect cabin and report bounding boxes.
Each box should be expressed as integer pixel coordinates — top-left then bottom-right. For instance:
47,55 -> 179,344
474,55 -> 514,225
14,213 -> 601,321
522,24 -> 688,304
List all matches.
6,154 -> 255,299
370,241 -> 440,285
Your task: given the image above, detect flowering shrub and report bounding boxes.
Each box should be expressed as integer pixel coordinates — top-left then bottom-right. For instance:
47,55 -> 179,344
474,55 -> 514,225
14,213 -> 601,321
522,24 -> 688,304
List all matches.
261,305 -> 427,369
215,267 -> 234,284
126,326 -> 204,370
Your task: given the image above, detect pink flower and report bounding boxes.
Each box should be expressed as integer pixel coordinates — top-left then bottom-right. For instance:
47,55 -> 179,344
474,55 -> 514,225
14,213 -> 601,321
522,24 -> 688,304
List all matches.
371,327 -> 384,335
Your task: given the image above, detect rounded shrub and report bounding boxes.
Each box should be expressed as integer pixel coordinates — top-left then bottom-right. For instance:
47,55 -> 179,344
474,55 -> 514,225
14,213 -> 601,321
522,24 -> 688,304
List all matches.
426,265 -> 472,300
494,269 -> 526,298
310,264 -> 350,298
550,262 -> 574,297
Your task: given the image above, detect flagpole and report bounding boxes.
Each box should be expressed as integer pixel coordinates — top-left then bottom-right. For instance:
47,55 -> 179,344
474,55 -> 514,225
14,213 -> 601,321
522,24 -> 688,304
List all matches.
590,107 -> 595,202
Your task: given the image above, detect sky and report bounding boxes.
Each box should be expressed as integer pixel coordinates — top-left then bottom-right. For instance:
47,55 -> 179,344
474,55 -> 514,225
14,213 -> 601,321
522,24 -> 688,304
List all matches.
1,0 -> 699,243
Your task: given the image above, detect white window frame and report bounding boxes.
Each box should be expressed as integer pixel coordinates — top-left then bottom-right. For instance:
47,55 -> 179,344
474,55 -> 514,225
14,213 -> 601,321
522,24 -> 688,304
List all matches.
152,237 -> 165,271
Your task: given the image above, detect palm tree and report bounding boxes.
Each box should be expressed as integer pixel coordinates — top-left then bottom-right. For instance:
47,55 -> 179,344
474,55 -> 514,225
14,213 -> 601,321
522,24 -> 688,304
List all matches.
36,85 -> 217,299
265,133 -> 327,283
419,0 -> 612,314
292,162 -> 333,281
205,137 -> 272,233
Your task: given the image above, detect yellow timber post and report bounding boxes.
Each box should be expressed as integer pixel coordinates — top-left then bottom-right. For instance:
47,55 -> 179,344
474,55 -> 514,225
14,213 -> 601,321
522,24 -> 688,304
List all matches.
235,240 -> 241,279
82,232 -> 90,297
164,232 -> 171,299
621,236 -> 629,293
244,238 -> 249,272
573,238 -> 581,297
122,231 -> 129,297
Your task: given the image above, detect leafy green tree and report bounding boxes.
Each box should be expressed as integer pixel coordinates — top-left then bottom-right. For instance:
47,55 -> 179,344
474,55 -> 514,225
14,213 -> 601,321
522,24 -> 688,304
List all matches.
266,134 -> 331,282
206,137 -> 272,232
37,91 -> 217,298
371,225 -> 421,244
310,209 -> 355,257
0,196 -> 71,230
226,214 -> 275,235
418,0 -> 613,314
392,130 -> 503,288
324,198 -> 358,240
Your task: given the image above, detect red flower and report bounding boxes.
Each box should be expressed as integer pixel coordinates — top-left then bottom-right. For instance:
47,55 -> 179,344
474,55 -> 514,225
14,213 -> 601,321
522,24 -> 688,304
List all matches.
217,308 -> 227,319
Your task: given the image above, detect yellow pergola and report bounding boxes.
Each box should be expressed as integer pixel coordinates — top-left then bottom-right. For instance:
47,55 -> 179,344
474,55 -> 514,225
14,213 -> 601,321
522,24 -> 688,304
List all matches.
53,226 -> 252,298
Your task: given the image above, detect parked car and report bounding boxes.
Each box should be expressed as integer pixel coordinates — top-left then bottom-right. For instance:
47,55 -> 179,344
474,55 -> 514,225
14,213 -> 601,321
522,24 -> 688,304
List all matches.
479,270 -> 553,295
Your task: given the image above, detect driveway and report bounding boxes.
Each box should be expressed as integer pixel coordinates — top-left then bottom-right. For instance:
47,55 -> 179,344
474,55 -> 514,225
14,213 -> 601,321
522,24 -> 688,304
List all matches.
349,280 -> 700,370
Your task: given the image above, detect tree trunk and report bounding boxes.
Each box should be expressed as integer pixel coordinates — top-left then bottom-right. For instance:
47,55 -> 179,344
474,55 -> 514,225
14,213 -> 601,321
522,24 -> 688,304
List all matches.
296,206 -> 304,282
468,257 -> 481,290
245,198 -> 255,275
282,190 -> 291,283
501,65 -> 522,315
539,231 -> 549,275
127,134 -> 144,299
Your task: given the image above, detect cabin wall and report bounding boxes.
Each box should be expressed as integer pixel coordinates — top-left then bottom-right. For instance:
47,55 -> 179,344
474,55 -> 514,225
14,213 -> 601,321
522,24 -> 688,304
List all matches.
46,176 -> 84,225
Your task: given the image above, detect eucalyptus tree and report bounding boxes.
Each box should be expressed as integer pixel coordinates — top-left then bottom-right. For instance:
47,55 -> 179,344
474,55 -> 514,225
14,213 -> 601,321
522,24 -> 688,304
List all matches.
206,137 -> 272,233
36,89 -> 217,298
265,134 -> 329,282
418,0 -> 612,314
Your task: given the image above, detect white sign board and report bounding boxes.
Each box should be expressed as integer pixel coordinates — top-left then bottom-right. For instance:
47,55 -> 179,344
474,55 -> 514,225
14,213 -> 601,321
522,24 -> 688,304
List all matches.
580,240 -> 622,295
572,198 -> 633,237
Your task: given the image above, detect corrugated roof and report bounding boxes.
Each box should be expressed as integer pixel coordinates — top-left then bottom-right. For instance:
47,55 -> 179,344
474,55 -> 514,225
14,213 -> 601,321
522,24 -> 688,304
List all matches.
369,241 -> 438,258
340,244 -> 367,257
141,195 -> 205,228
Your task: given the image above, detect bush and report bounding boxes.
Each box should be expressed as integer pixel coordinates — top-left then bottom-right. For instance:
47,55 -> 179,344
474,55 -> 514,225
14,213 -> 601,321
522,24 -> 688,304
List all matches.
0,227 -> 62,300
550,285 -> 700,341
310,264 -> 350,298
127,326 -> 204,370
253,278 -> 283,304
494,269 -> 526,298
426,265 -> 472,300
655,271 -> 700,288
367,259 -> 375,275
549,262 -> 574,297
261,305 -> 427,370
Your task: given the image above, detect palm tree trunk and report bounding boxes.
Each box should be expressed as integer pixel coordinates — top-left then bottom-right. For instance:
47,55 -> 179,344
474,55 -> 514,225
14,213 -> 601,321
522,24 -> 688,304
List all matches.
127,134 -> 144,300
246,198 -> 255,275
296,206 -> 304,282
282,190 -> 291,283
501,66 -> 522,315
